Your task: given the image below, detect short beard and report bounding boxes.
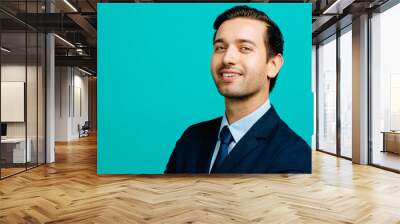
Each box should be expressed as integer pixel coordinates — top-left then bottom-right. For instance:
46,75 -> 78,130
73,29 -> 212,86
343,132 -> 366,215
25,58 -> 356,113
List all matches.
216,87 -> 254,101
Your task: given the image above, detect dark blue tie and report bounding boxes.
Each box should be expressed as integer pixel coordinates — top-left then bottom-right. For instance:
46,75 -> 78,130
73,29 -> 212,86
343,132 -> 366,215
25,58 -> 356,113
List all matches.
211,126 -> 233,172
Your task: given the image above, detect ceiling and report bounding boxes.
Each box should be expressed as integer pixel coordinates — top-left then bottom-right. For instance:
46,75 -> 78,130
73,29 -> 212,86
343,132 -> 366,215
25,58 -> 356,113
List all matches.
1,0 -> 97,74
311,0 -> 390,43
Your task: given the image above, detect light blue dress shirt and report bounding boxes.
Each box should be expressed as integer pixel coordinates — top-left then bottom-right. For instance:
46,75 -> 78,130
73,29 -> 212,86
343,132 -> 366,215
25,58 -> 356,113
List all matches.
208,99 -> 271,173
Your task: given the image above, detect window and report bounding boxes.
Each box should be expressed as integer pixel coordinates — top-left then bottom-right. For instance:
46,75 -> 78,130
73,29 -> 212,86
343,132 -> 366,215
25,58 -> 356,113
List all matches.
317,35 -> 337,154
339,27 -> 352,158
370,2 -> 400,171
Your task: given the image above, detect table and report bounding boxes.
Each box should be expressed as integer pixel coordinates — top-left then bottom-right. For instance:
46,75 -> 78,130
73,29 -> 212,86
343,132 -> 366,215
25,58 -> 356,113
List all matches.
381,131 -> 400,154
1,138 -> 32,163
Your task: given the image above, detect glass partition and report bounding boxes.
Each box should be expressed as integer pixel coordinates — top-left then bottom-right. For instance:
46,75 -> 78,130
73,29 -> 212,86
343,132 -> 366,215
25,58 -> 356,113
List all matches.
26,0 -> 44,169
27,30 -> 38,169
0,1 -> 46,179
1,30 -> 28,177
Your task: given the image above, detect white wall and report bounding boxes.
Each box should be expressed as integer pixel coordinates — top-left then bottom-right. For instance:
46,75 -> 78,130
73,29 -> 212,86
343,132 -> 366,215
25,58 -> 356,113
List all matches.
1,65 -> 40,137
1,65 -> 27,140
55,66 -> 70,141
72,73 -> 89,138
55,67 -> 89,141
1,63 -> 46,163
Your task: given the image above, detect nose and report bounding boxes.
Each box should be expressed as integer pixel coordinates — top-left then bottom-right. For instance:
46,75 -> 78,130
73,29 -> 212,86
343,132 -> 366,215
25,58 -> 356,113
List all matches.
222,46 -> 238,65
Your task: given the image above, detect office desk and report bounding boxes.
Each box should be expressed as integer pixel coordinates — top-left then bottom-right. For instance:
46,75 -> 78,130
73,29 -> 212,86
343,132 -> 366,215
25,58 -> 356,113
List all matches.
382,131 -> 400,154
1,138 -> 32,163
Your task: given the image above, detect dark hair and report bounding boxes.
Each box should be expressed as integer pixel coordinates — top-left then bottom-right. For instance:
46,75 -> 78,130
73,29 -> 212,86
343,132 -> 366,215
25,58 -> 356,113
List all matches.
213,5 -> 284,92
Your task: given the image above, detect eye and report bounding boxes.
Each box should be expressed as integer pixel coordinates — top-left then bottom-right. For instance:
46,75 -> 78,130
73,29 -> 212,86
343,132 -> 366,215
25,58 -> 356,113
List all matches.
239,46 -> 252,53
214,45 -> 225,52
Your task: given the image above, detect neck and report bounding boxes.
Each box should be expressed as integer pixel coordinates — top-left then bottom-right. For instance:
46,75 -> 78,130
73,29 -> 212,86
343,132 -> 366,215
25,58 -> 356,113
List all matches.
225,93 -> 269,124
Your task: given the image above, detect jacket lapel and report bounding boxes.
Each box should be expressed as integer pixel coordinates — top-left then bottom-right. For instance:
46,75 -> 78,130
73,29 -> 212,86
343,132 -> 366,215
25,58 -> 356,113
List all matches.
196,117 -> 221,173
212,106 -> 280,173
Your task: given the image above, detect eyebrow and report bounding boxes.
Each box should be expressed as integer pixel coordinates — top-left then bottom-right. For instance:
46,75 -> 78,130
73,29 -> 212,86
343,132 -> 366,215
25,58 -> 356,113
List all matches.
213,38 -> 257,46
213,38 -> 225,45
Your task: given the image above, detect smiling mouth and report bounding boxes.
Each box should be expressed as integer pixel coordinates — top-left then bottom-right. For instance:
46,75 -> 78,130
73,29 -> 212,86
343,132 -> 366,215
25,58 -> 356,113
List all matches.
219,72 -> 242,82
219,68 -> 242,78
221,73 -> 240,78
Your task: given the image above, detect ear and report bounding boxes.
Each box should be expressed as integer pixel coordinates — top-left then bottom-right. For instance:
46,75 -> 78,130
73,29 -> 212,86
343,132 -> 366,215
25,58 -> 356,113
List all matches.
266,53 -> 284,79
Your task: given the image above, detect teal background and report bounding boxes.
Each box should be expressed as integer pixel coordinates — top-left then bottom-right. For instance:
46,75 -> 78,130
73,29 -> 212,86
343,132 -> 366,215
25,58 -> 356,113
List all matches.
98,3 -> 312,174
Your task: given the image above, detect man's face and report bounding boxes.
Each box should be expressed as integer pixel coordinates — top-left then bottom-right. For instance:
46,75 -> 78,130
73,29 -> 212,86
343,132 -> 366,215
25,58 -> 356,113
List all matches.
211,18 -> 270,100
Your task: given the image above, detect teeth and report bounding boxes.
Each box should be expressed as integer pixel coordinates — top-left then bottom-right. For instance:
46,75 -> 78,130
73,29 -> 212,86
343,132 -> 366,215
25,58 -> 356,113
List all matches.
222,73 -> 240,77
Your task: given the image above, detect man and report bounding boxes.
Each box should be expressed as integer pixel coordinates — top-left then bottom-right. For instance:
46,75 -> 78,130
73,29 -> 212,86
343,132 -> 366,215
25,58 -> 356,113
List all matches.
165,5 -> 311,174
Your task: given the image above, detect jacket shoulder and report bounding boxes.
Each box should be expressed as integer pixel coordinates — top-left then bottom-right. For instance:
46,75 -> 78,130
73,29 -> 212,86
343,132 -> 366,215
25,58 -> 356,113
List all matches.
182,117 -> 222,137
271,117 -> 311,173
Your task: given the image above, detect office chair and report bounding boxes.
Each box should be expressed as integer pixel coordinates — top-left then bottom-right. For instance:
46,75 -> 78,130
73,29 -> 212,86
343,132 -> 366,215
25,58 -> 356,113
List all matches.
79,121 -> 90,138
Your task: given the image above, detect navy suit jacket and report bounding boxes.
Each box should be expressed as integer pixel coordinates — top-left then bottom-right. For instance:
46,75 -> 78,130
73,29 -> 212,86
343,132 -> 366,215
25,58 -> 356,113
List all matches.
164,106 -> 311,174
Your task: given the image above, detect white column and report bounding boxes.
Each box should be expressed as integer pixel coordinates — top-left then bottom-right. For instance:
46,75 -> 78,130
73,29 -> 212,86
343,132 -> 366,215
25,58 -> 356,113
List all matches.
46,33 -> 55,163
352,14 -> 369,164
45,0 -> 55,163
312,45 -> 317,150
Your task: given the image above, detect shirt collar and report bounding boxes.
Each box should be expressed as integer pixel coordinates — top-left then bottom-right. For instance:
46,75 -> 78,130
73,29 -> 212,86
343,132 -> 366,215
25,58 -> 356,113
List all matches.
219,99 -> 271,143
